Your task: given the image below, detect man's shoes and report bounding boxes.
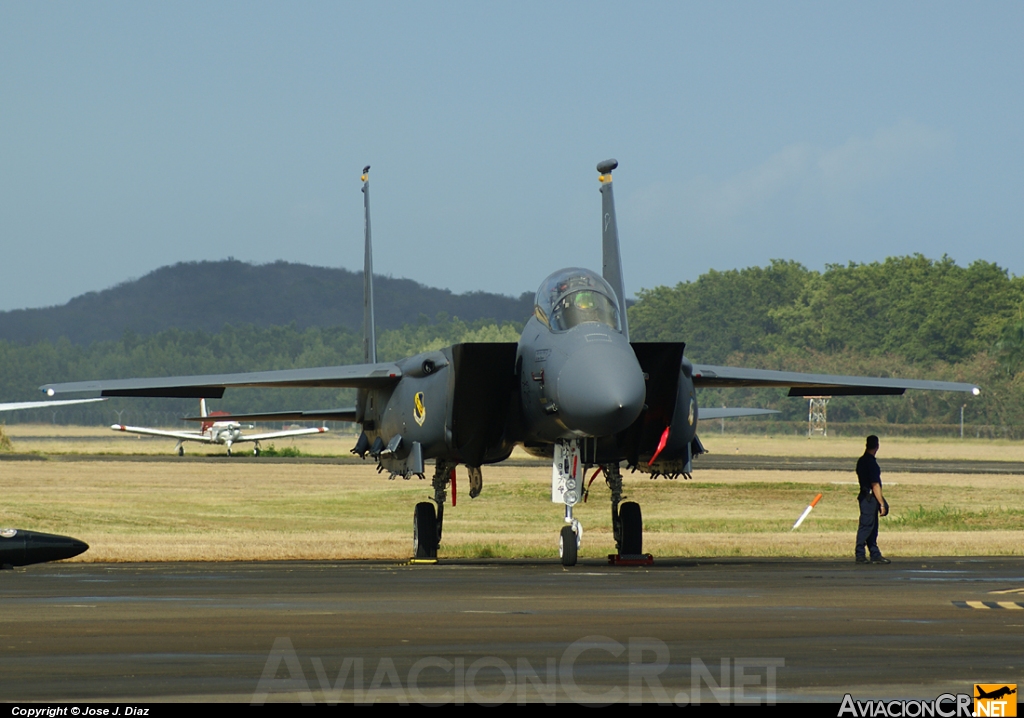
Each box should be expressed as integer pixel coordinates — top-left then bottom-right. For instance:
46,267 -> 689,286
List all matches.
870,556 -> 891,564
855,556 -> 870,564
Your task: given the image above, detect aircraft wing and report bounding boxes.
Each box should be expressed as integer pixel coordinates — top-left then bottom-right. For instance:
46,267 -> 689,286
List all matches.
691,364 -> 981,397
241,426 -> 330,442
0,397 -> 107,411
699,407 -> 780,419
182,408 -> 357,423
111,424 -> 211,443
40,363 -> 403,398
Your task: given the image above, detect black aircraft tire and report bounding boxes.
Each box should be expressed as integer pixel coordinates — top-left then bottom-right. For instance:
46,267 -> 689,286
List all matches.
413,502 -> 438,559
620,502 -> 643,555
559,525 -> 577,567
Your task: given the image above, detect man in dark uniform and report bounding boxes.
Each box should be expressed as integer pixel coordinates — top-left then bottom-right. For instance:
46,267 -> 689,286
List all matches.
856,435 -> 890,564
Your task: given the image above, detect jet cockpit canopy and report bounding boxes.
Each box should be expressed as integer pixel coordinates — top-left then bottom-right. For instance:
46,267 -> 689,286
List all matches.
534,268 -> 621,333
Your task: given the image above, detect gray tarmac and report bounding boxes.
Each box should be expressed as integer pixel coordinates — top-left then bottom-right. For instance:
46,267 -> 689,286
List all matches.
3,557 -> 1023,704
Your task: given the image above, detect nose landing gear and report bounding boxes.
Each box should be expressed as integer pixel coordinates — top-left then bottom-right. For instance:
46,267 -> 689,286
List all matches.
553,440 -> 583,566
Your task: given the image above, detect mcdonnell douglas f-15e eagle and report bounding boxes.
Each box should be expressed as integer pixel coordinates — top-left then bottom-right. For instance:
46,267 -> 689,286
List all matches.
40,161 -> 980,566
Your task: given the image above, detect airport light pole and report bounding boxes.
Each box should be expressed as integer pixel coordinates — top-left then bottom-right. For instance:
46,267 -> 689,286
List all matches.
960,404 -> 966,439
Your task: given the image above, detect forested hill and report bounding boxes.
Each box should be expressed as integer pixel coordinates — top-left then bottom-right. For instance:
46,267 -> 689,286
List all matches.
0,260 -> 534,345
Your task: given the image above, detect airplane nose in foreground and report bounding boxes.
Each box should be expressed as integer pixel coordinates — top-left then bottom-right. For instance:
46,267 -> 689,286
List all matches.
27,532 -> 89,564
556,344 -> 646,437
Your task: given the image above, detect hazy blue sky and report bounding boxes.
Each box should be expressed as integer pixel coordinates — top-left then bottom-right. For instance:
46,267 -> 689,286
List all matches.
1,2 -> 1021,312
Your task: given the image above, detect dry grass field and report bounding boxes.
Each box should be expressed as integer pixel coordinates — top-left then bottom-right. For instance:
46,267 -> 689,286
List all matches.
2,444 -> 1022,561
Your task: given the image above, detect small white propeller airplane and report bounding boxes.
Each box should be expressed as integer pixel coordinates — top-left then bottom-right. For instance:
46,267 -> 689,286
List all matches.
110,399 -> 328,456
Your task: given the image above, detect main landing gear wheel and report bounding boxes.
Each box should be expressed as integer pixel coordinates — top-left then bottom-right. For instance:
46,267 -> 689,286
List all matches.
177,446 -> 184,457
619,501 -> 643,555
253,446 -> 261,457
559,525 -> 578,567
413,502 -> 438,559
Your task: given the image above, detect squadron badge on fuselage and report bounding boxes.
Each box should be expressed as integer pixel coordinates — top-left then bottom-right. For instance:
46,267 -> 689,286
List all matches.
414,392 -> 426,426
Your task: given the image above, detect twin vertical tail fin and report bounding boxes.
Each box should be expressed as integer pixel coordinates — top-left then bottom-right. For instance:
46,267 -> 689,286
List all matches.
597,159 -> 629,341
361,166 -> 377,364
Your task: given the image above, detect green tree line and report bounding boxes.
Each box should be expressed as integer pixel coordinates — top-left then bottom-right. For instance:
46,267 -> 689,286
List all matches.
630,256 -> 1024,435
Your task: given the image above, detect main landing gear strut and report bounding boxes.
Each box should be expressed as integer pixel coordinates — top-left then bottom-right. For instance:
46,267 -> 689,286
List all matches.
412,461 -> 455,559
604,463 -> 644,558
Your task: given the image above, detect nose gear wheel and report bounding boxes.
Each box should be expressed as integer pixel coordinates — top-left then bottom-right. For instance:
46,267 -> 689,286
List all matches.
559,524 -> 578,566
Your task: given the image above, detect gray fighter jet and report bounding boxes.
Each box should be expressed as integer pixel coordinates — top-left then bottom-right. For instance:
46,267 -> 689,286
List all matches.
39,162 -> 980,566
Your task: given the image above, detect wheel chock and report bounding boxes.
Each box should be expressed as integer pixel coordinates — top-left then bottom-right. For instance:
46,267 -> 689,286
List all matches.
608,553 -> 654,566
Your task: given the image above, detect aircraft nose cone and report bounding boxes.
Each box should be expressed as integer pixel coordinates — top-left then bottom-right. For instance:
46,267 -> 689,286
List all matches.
23,530 -> 89,565
555,342 -> 646,437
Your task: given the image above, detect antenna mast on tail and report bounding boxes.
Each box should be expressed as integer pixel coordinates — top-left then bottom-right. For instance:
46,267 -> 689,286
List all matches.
361,165 -> 377,364
598,159 -> 629,341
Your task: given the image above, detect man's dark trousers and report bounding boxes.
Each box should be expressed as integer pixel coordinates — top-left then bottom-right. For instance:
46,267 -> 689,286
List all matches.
856,495 -> 882,560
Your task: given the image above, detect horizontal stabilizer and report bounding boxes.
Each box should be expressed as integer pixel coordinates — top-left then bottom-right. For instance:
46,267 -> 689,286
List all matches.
692,364 -> 980,396
183,408 -> 357,423
41,364 -> 402,398
244,426 -> 330,442
700,407 -> 780,419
